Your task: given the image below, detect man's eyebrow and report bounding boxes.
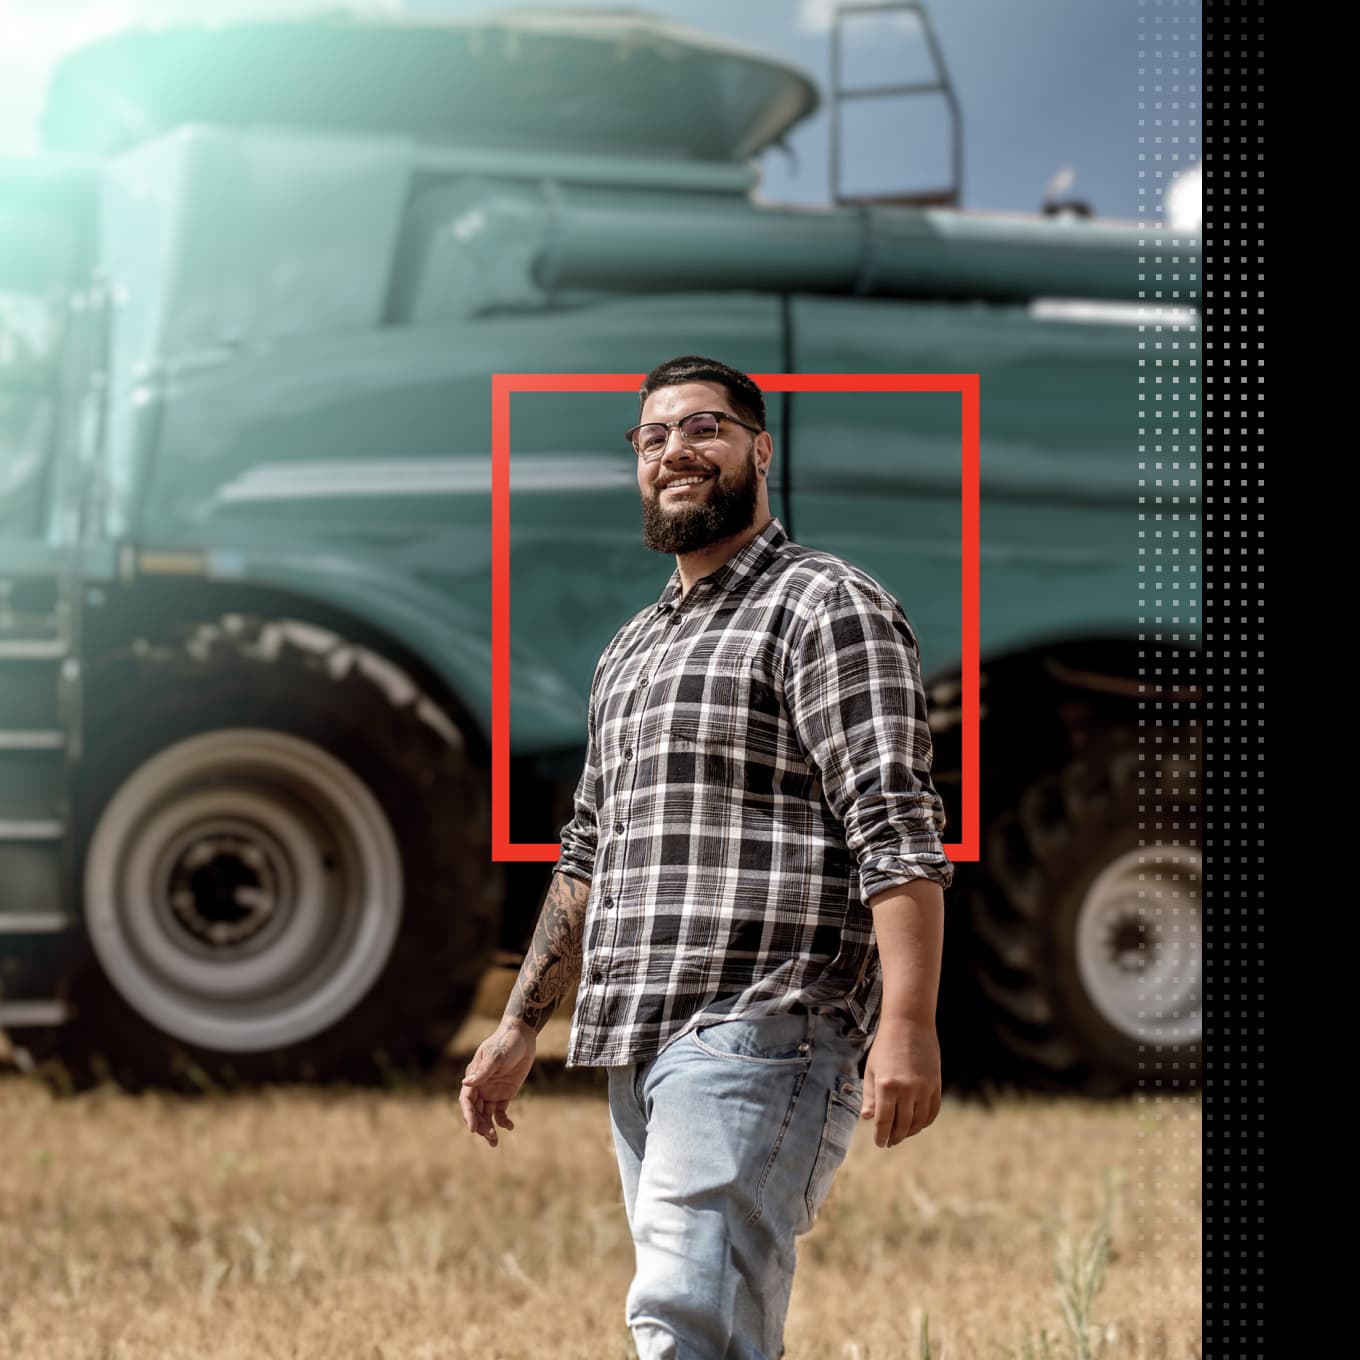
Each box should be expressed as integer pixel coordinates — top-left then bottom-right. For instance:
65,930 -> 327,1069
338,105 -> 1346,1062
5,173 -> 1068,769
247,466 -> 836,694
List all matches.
636,407 -> 721,424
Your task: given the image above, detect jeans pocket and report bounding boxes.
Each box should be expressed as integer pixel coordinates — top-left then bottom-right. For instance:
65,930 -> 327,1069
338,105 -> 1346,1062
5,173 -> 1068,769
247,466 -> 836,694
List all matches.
803,1077 -> 863,1224
690,1013 -> 812,1065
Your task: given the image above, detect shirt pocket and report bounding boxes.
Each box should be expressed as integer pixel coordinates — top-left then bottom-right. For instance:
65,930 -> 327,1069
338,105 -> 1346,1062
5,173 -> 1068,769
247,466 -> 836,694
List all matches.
669,655 -> 782,765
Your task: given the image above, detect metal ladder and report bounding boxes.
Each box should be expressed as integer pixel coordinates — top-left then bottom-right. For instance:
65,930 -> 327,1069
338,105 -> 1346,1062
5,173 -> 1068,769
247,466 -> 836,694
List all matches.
0,545 -> 81,1036
830,0 -> 963,208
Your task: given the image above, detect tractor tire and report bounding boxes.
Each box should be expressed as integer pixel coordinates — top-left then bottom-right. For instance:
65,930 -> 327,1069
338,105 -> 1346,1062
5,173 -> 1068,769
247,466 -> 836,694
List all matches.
56,615 -> 501,1088
967,730 -> 1201,1094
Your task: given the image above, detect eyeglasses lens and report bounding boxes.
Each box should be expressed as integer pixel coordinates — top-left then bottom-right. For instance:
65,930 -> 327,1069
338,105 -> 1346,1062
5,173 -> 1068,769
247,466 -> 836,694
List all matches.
681,413 -> 720,442
636,427 -> 667,457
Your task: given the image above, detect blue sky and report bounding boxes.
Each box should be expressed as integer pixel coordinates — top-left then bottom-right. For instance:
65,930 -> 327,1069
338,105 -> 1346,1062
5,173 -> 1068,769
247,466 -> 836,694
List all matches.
0,0 -> 1199,224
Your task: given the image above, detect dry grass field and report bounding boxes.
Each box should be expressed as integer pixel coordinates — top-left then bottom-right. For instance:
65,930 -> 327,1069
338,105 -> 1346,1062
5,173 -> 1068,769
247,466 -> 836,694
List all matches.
0,1015 -> 1200,1360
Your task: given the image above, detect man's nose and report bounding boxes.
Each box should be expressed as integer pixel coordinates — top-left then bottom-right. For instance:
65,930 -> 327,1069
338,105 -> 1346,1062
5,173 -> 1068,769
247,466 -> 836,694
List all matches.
659,426 -> 697,462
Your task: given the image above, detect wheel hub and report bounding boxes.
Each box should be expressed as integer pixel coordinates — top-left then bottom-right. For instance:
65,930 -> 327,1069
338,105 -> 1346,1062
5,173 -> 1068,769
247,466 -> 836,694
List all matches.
1103,915 -> 1153,976
1075,844 -> 1201,1048
167,833 -> 281,947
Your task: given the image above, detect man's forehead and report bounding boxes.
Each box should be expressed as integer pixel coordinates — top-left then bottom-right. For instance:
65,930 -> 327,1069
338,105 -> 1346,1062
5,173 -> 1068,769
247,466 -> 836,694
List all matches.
640,381 -> 731,421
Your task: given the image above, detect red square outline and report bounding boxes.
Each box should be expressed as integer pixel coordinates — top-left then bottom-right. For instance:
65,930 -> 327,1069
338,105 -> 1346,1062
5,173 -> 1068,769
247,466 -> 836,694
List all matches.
491,372 -> 980,863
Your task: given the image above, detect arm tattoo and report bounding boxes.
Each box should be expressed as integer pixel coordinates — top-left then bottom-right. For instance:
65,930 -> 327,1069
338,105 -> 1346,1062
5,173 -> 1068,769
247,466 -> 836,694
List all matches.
505,872 -> 590,1033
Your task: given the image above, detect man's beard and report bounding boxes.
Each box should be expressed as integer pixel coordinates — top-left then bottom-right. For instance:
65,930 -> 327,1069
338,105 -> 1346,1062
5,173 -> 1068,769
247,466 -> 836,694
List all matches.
640,451 -> 760,554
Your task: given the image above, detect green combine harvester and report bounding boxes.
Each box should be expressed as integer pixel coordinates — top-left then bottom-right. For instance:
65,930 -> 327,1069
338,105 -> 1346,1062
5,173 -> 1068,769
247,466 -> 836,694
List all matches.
0,7 -> 1200,1091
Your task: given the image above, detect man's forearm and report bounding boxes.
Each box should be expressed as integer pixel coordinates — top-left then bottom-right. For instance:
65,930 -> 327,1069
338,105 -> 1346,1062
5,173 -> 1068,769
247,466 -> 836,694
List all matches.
504,870 -> 591,1033
868,877 -> 945,1026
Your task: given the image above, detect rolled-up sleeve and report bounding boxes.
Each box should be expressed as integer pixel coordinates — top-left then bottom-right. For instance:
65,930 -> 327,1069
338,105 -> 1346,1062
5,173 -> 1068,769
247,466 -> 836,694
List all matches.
556,640 -> 612,884
785,577 -> 954,902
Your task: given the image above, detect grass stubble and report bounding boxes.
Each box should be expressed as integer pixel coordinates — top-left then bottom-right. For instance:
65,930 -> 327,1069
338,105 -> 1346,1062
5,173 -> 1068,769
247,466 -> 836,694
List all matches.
0,1017 -> 1200,1360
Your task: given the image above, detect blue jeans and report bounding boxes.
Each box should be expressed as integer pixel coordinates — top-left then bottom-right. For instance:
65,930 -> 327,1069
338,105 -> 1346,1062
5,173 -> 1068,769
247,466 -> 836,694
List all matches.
607,1007 -> 869,1360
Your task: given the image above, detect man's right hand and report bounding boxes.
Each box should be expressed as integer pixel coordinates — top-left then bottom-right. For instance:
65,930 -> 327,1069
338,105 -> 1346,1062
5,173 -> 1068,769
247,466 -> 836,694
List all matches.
459,1018 -> 538,1147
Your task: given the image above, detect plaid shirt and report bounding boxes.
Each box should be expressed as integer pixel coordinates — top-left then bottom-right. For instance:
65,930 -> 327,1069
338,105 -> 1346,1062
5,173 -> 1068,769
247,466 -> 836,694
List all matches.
557,516 -> 953,1068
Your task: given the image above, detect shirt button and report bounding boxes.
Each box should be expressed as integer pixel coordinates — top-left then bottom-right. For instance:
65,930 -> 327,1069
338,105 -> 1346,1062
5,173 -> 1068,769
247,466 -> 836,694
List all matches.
623,749 -> 633,761
638,677 -> 648,687
603,896 -> 614,909
591,969 -> 604,983
614,822 -> 625,834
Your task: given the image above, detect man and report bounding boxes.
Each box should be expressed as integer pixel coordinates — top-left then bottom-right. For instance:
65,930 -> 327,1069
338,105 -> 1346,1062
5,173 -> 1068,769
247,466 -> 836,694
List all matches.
460,355 -> 953,1359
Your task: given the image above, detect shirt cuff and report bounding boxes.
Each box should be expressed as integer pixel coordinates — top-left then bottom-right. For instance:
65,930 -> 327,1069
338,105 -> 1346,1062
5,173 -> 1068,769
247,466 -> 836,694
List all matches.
859,854 -> 955,904
554,856 -> 594,886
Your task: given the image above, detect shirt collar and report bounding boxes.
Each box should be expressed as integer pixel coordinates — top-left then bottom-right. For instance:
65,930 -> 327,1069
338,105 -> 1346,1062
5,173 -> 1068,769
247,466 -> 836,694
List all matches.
656,516 -> 789,611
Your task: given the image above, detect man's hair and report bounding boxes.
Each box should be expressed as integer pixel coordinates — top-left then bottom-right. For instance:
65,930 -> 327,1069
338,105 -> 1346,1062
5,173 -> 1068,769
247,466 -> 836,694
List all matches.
638,355 -> 766,432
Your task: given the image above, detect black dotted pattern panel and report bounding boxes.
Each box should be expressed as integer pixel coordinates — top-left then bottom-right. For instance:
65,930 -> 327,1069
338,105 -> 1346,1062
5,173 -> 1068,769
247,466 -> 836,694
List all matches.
1200,0 -> 1261,1354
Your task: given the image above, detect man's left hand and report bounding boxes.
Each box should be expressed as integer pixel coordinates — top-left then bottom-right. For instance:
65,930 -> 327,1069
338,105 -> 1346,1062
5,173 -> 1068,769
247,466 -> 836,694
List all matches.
860,1017 -> 941,1148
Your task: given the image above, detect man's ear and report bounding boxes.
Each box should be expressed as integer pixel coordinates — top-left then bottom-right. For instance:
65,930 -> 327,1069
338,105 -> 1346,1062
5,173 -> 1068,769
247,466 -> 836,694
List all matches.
757,430 -> 774,476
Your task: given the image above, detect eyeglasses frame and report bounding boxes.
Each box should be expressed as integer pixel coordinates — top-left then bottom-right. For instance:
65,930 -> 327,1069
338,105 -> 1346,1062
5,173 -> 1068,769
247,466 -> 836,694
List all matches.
625,409 -> 765,462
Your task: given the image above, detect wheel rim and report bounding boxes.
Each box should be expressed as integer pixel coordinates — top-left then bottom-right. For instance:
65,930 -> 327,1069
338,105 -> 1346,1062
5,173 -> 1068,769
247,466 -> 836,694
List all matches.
85,728 -> 404,1053
1074,843 -> 1201,1049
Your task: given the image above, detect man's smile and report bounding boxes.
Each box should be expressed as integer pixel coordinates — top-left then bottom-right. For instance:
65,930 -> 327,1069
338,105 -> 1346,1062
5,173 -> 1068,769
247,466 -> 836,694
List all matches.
659,471 -> 716,496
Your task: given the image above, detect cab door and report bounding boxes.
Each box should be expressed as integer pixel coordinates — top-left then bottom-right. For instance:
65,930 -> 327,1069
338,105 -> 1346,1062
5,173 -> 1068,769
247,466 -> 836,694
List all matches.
0,161 -> 97,541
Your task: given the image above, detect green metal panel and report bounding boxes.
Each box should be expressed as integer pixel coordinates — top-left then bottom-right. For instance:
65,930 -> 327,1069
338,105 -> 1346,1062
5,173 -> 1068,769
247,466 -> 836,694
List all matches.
135,293 -> 787,753
94,128 -> 411,535
41,13 -> 819,163
394,177 -> 1167,323
788,296 -> 1185,666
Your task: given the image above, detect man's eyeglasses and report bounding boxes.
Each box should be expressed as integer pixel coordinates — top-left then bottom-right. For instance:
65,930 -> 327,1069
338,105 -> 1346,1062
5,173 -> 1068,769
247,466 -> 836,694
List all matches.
625,411 -> 763,462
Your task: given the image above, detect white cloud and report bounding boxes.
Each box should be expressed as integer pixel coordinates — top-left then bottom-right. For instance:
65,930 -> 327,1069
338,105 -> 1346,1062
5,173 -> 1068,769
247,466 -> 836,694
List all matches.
1164,161 -> 1202,231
